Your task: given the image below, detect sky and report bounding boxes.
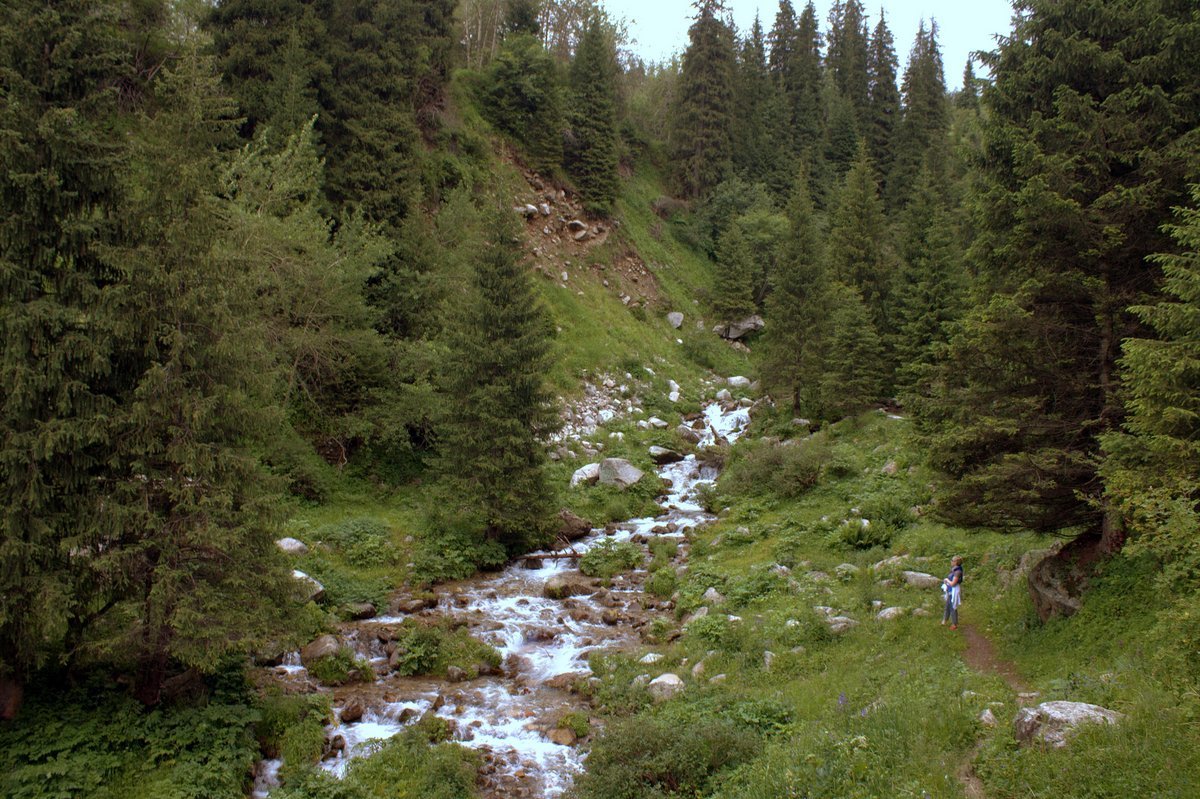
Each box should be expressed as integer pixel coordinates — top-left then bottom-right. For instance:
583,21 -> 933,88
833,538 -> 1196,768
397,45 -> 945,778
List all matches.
600,0 -> 1016,89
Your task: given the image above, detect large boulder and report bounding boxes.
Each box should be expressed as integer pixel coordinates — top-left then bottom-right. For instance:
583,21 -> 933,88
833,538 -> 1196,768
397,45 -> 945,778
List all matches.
648,673 -> 684,702
1014,701 -> 1123,748
676,424 -> 703,445
667,312 -> 684,329
276,537 -> 309,555
558,509 -> 594,541
902,571 -> 941,590
714,316 -> 765,340
727,376 -> 752,389
300,635 -> 340,666
598,458 -> 644,488
648,446 -> 683,465
1028,534 -> 1103,621
571,463 -> 601,487
544,572 -> 593,600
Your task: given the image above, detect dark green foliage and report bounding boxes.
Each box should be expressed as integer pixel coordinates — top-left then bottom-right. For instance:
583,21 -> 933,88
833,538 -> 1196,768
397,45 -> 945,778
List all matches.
378,620 -> 501,678
437,209 -> 559,554
761,171 -> 832,413
580,540 -> 644,579
566,16 -> 621,212
916,0 -> 1200,538
826,0 -> 870,119
719,431 -> 838,501
819,283 -> 886,417
570,706 -> 760,799
711,226 -> 759,321
865,12 -> 900,182
733,15 -> 785,190
313,518 -> 399,568
480,33 -> 564,173
0,683 -> 261,799
672,1 -> 737,198
1102,186 -> 1200,581
307,649 -> 371,686
887,20 -> 948,209
956,58 -> 980,111
505,0 -> 542,36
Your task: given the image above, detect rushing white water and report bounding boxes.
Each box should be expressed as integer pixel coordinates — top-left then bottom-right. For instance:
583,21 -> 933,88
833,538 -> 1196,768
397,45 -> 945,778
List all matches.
257,402 -> 751,798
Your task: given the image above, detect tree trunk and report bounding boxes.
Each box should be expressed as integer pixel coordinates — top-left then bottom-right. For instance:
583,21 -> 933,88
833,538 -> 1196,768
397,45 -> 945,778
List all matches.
0,673 -> 23,720
1099,508 -> 1126,555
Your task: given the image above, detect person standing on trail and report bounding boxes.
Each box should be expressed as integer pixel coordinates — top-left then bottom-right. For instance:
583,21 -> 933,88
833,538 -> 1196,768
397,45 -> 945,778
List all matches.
942,555 -> 964,629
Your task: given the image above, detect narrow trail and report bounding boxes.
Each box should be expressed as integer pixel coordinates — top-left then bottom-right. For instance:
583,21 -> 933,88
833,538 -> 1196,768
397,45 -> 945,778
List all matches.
954,623 -> 1029,799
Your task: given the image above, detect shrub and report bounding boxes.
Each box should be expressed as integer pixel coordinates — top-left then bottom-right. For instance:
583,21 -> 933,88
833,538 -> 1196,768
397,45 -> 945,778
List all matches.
411,532 -> 507,584
389,621 -> 501,678
315,518 -> 399,568
581,540 -> 643,579
832,517 -> 893,550
646,568 -> 677,598
719,434 -> 834,502
307,649 -> 371,686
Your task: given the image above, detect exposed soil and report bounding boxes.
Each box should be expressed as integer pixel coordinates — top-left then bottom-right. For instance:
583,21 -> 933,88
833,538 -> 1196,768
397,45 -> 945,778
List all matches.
954,623 -> 1029,799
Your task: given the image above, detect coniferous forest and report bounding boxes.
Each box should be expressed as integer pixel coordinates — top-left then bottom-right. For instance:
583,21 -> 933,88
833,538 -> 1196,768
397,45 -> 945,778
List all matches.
2,1 -> 1199,798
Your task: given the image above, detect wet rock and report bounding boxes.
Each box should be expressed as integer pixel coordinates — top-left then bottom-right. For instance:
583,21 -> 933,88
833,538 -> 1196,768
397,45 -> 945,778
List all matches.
446,666 -> 468,683
676,424 -> 704,444
525,627 -> 558,643
544,572 -> 593,600
325,734 -> 346,759
598,458 -> 644,488
339,697 -> 366,724
648,673 -> 684,702
902,571 -> 941,589
523,557 -> 544,570
571,463 -> 600,487
300,635 -> 340,666
600,608 -> 622,625
1014,701 -> 1123,748
549,727 -> 578,746
648,446 -> 683,464
345,602 -> 377,620
558,509 -> 593,541
544,673 -> 586,692
276,537 -> 308,555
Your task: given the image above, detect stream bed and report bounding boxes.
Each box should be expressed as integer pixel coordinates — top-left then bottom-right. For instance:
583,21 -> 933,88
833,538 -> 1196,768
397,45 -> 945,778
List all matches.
254,401 -> 751,798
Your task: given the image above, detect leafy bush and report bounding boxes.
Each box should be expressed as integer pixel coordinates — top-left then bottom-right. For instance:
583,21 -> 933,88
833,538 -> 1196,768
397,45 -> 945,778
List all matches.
314,518 -> 399,568
294,552 -> 392,608
773,519 -> 837,568
581,540 -> 643,579
307,649 -> 372,686
388,620 -> 501,678
411,531 -> 507,584
646,568 -> 677,598
685,615 -> 735,649
719,434 -> 834,501
832,517 -> 893,550
725,568 -> 787,607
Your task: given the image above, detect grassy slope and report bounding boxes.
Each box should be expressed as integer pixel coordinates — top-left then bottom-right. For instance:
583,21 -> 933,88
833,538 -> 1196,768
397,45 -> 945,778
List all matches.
572,409 -> 1200,799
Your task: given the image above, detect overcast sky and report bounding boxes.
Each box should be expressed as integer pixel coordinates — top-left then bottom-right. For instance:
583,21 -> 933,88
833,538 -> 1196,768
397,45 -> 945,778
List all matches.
601,0 -> 1016,88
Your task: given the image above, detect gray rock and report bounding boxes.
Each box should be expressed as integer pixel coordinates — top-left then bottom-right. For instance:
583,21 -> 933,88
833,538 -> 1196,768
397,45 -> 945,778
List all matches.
300,634 -> 340,666
277,537 -> 309,555
292,569 -> 325,603
828,616 -> 859,634
571,463 -> 601,487
763,651 -> 776,670
1014,701 -> 1123,748
539,203 -> 551,216
558,509 -> 594,541
677,424 -> 703,444
902,571 -> 942,589
876,607 -> 906,621
638,653 -> 663,664
715,388 -> 732,402
598,458 -> 644,488
648,673 -> 684,702
667,312 -> 684,329
567,219 -> 587,232
979,708 -> 998,728
727,376 -> 752,389
648,446 -> 683,464
715,316 -> 765,340
702,587 -> 726,605
882,460 -> 899,475
446,666 -> 468,683
648,416 -> 669,429
544,572 -> 593,600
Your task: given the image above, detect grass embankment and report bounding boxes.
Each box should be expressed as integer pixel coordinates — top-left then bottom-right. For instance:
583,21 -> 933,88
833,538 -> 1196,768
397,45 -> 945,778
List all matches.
570,409 -> 1200,799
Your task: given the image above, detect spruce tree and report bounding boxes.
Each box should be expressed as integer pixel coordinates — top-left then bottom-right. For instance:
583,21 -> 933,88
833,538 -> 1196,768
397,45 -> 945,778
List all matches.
482,30 -> 564,175
672,0 -> 737,198
712,225 -> 759,322
887,20 -> 948,208
767,1 -> 798,85
826,0 -> 870,120
762,170 -> 832,414
0,0 -> 141,701
865,11 -> 900,184
732,15 -> 779,187
956,58 -> 979,112
915,0 -> 1200,543
438,209 -> 559,554
819,282 -> 885,418
566,14 -> 620,213
1101,186 -> 1200,573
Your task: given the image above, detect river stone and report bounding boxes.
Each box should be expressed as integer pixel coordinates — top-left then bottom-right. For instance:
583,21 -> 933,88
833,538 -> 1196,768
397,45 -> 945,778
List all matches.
277,537 -> 309,555
1014,701 -> 1123,748
571,463 -> 600,487
345,602 -> 377,620
715,388 -> 732,402
727,375 -> 752,389
446,666 -> 468,683
300,635 -> 340,666
648,673 -> 684,702
292,570 -> 325,603
667,312 -> 684,329
648,446 -> 683,465
598,458 -> 644,488
549,727 -> 578,746
902,571 -> 942,589
676,424 -> 703,444
558,509 -> 593,541
702,587 -> 726,605
828,616 -> 859,634
544,573 -> 592,600
980,708 -> 998,728
339,697 -> 366,724
639,652 -> 663,664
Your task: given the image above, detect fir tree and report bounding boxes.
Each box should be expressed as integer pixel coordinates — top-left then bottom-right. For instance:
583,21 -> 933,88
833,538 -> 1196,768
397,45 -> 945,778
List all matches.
482,31 -> 564,175
826,0 -> 870,120
566,14 -> 620,213
438,209 -> 559,554
762,170 -> 832,414
915,0 -> 1200,543
672,0 -> 737,198
887,20 -> 948,208
865,11 -> 900,184
819,283 -> 885,418
712,226 -> 759,321
732,15 -> 779,187
767,0 -> 798,84
956,57 -> 979,112
1101,186 -> 1200,575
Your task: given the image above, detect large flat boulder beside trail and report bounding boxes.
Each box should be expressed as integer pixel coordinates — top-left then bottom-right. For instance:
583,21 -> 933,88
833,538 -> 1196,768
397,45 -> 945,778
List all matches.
1014,701 -> 1123,748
